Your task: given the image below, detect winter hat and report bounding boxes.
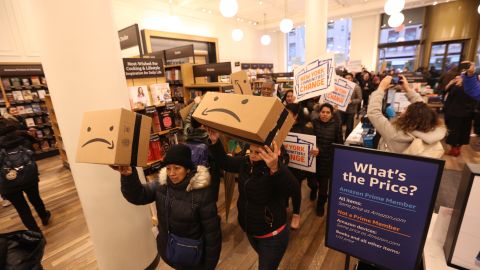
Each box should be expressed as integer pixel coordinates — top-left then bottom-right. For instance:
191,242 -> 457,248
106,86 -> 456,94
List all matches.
163,144 -> 194,170
0,118 -> 17,136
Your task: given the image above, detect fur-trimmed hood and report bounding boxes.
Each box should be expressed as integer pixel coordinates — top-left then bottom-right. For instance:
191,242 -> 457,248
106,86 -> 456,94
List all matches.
158,165 -> 211,192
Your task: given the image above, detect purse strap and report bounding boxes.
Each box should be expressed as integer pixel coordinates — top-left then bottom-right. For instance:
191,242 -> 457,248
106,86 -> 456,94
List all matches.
165,186 -> 170,233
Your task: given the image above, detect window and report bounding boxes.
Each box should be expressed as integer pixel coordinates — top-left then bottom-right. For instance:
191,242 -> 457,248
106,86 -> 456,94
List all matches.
286,19 -> 352,71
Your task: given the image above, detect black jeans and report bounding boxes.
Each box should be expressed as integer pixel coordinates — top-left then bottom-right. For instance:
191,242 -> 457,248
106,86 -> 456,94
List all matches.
341,112 -> 355,139
3,182 -> 48,232
247,225 -> 290,270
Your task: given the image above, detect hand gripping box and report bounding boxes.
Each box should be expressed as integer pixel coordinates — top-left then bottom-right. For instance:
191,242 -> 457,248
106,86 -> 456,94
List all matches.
192,92 -> 295,146
76,108 -> 152,167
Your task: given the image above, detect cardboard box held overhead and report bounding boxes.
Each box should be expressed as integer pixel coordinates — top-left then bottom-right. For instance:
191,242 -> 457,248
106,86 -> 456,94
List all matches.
193,92 -> 294,146
76,108 -> 152,167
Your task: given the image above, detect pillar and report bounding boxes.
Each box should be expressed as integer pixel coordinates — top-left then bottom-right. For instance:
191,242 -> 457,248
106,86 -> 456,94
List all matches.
305,0 -> 328,62
350,14 -> 381,72
28,0 -> 157,269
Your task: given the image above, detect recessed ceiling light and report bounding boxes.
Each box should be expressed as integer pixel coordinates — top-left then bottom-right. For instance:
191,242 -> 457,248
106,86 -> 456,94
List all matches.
202,8 -> 206,12
408,20 -> 412,23
433,1 -> 438,5
259,1 -> 263,4
208,10 -> 212,14
253,22 -> 258,25
329,19 -> 334,23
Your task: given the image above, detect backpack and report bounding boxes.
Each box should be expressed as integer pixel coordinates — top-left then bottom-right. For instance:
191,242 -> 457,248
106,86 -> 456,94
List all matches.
0,145 -> 36,184
402,135 -> 444,159
0,230 -> 46,270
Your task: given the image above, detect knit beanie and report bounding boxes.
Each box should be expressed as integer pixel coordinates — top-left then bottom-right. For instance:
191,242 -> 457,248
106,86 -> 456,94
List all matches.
163,144 -> 194,169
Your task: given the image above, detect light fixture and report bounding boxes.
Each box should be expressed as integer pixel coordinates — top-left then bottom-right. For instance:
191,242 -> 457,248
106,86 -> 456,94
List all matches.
279,0 -> 293,33
478,3 -> 480,14
433,1 -> 438,5
388,12 -> 405,28
259,0 -> 263,4
219,0 -> 238,18
260,13 -> 271,46
384,0 -> 405,15
232,28 -> 243,41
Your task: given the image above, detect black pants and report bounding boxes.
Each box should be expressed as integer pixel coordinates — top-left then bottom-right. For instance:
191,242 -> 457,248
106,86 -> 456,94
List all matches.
3,182 -> 48,232
247,226 -> 290,270
341,112 -> 355,139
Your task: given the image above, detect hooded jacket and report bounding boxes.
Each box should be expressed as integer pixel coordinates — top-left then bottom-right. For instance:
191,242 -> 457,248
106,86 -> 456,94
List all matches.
121,166 -> 221,270
367,89 -> 447,153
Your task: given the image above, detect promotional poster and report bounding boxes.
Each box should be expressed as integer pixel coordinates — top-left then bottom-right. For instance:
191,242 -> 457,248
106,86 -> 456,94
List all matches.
326,145 -> 444,270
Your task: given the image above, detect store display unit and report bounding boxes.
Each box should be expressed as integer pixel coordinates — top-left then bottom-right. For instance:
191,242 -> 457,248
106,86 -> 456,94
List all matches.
44,94 -> 69,168
0,64 -> 59,160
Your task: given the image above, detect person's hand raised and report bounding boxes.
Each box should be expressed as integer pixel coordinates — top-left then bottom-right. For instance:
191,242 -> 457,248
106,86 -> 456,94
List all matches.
110,165 -> 132,176
258,141 -> 280,174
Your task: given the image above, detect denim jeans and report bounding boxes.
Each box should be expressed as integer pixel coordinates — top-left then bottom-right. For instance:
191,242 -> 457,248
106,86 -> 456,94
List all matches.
247,225 -> 290,270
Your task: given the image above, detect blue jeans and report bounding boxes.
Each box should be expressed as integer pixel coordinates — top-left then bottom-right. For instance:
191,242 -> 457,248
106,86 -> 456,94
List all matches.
247,225 -> 290,270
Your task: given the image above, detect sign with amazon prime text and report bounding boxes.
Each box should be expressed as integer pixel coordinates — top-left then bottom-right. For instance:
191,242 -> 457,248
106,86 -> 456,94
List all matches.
293,57 -> 335,102
320,76 -> 355,112
283,132 -> 316,173
122,58 -> 164,79
326,145 -> 444,270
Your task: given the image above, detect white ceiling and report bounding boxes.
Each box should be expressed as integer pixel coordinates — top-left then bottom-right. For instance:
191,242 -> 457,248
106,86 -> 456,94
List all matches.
172,0 -> 448,28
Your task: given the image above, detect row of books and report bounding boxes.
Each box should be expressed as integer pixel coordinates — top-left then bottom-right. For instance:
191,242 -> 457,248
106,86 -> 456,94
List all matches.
147,133 -> 178,163
129,83 -> 172,110
2,76 -> 47,89
5,89 -> 48,103
32,139 -> 56,153
165,69 -> 182,82
25,116 -> 51,128
8,103 -> 48,115
150,109 -> 176,133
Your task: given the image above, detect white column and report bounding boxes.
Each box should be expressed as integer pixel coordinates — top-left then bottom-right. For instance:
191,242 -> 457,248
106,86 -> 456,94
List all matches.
305,0 -> 328,62
28,1 -> 157,269
350,14 -> 381,72
276,32 -> 287,71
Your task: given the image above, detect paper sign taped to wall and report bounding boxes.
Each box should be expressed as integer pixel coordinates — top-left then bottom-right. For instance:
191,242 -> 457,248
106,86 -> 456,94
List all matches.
320,76 -> 356,112
293,57 -> 335,102
283,132 -> 316,173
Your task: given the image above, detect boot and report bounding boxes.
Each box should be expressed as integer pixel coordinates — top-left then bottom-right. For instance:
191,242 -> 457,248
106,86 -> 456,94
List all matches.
316,195 -> 327,217
41,210 -> 51,226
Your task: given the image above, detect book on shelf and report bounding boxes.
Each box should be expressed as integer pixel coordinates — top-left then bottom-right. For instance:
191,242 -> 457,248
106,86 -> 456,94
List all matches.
34,116 -> 43,125
31,103 -> 42,113
21,78 -> 31,86
22,90 -> 33,100
5,93 -> 14,103
24,105 -> 33,114
37,89 -> 46,99
165,69 -> 182,81
42,116 -> 50,124
151,111 -> 162,133
9,107 -> 18,115
16,106 -> 26,115
10,78 -> 21,88
49,139 -> 56,148
32,143 -> 41,152
147,137 -> 163,162
31,76 -> 41,86
150,83 -> 172,106
40,77 -> 47,85
31,91 -> 40,101
36,130 -> 44,139
25,118 -> 36,127
0,93 -> 5,103
128,85 -> 151,110
2,78 -> 11,89
12,91 -> 24,101
0,108 -> 6,116
171,86 -> 184,102
40,104 -> 48,113
40,140 -> 50,151
42,128 -> 51,136
159,110 -> 176,130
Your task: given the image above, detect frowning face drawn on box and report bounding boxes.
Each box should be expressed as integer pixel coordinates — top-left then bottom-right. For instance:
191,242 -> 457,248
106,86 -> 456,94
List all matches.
81,124 -> 115,150
200,95 -> 250,123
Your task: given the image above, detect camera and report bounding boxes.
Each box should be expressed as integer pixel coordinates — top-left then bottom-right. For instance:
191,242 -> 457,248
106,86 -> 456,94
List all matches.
458,62 -> 471,71
391,75 -> 403,85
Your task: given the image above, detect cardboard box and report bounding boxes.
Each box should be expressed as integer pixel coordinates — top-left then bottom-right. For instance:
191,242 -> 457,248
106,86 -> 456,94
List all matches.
76,108 -> 152,167
193,92 -> 294,146
231,71 -> 253,95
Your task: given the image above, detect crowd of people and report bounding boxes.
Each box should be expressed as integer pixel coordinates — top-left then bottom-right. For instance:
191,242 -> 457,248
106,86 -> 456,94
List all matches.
112,63 -> 480,269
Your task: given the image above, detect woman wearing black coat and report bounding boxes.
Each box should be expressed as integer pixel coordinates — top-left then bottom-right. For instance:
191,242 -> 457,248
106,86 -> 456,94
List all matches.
207,130 -> 298,270
312,103 -> 343,216
115,144 -> 221,270
443,76 -> 476,156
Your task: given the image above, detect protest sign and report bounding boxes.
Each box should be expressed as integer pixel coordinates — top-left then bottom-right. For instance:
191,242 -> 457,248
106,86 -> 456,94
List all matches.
293,57 -> 335,102
283,132 -> 316,173
320,76 -> 356,112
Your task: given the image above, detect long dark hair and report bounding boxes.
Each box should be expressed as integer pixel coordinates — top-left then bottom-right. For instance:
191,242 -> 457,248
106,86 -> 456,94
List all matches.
393,102 -> 441,132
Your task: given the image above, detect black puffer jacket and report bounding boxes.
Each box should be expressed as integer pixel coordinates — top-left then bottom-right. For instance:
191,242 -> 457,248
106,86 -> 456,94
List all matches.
444,84 -> 476,118
312,118 -> 343,177
121,166 -> 221,270
209,141 -> 298,236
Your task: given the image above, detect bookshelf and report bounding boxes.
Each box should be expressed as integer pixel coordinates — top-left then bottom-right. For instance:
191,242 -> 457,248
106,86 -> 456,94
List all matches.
44,94 -> 69,169
164,63 -> 195,104
0,64 -> 59,160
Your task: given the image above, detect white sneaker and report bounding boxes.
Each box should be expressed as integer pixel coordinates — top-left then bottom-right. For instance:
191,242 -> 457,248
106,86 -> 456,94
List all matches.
2,200 -> 11,207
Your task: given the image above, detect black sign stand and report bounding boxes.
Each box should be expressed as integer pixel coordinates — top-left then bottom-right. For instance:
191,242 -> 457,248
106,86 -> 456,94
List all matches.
345,254 -> 350,270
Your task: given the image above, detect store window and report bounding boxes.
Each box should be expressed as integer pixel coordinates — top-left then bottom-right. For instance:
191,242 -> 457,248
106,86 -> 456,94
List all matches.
377,7 -> 425,72
286,19 -> 352,71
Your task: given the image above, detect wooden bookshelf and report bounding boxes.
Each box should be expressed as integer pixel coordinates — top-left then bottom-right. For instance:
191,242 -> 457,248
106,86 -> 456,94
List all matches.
44,94 -> 69,169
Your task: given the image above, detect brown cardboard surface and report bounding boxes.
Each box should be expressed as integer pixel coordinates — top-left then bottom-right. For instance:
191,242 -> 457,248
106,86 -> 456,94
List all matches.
193,92 -> 294,146
231,71 -> 253,95
76,108 -> 152,166
180,102 -> 195,121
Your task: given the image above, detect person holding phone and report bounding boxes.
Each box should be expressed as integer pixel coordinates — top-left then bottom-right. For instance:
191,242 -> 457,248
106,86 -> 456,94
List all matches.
207,130 -> 298,270
367,75 -> 446,154
459,61 -> 480,101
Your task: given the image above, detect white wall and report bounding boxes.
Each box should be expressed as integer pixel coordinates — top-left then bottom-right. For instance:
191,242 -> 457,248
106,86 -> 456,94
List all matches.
112,0 -> 281,71
350,14 -> 381,72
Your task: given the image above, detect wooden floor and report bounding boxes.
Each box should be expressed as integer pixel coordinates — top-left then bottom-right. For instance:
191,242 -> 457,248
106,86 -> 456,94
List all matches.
0,140 -> 475,270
